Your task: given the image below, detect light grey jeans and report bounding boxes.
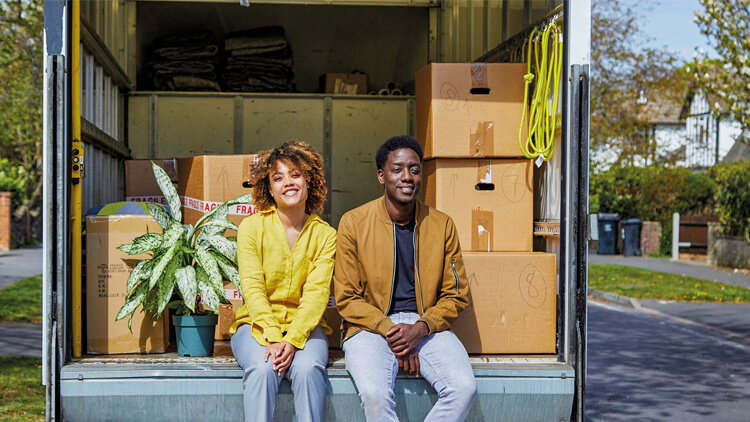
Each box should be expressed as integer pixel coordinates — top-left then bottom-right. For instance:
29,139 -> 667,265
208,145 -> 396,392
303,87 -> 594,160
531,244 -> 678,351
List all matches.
342,312 -> 477,421
231,324 -> 328,422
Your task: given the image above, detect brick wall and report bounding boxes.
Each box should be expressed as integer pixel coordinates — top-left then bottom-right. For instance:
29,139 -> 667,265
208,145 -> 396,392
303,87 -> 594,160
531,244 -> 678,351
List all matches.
0,192 -> 10,251
640,221 -> 662,257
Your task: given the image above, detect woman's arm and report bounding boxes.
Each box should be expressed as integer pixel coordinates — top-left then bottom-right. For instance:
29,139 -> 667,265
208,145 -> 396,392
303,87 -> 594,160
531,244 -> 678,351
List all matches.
237,217 -> 283,343
282,228 -> 337,349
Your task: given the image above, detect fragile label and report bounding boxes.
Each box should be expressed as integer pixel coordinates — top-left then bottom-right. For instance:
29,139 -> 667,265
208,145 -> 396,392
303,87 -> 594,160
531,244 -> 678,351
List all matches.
180,196 -> 257,216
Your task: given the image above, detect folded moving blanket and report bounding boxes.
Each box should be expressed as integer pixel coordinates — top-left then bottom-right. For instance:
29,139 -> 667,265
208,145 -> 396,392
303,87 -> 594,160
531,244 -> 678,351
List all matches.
225,26 -> 287,53
153,44 -> 219,61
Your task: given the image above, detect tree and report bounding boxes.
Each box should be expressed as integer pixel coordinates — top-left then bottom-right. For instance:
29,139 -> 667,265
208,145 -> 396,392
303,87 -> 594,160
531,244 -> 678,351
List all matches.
591,0 -> 686,170
0,0 -> 44,240
691,0 -> 750,143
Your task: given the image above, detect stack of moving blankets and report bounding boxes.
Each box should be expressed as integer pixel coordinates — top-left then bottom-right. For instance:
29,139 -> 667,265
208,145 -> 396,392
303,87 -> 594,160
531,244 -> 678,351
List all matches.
148,30 -> 221,92
223,26 -> 294,92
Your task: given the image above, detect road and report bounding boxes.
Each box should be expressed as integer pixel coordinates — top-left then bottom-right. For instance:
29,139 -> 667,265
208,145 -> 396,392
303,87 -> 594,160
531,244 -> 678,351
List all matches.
586,300 -> 750,421
0,244 -> 43,289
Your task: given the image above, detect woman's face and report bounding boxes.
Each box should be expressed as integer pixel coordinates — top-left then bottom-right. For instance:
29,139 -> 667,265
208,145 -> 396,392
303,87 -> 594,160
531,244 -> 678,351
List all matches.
269,160 -> 308,212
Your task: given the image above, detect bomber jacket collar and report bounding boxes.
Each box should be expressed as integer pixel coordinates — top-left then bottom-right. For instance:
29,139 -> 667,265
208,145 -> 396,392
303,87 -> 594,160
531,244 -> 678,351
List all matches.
375,196 -> 426,226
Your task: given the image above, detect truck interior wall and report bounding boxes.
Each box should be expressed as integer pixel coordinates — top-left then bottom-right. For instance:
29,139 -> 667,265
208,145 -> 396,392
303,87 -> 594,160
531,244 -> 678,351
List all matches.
135,2 -> 429,93
439,0 -> 562,63
80,0 -> 133,79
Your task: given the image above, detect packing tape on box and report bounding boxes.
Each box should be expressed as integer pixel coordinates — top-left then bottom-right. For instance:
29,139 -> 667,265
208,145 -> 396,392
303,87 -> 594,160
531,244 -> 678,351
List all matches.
180,196 -> 257,216
471,208 -> 493,252
161,159 -> 178,181
242,155 -> 259,185
470,63 -> 489,89
470,121 -> 495,157
477,159 -> 492,184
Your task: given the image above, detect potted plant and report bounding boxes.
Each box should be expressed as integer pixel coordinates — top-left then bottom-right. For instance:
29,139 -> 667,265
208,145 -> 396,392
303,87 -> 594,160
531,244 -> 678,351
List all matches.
116,162 -> 252,357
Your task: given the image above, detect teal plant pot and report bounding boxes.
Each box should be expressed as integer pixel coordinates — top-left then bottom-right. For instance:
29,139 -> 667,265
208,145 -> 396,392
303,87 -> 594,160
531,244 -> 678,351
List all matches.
172,314 -> 219,357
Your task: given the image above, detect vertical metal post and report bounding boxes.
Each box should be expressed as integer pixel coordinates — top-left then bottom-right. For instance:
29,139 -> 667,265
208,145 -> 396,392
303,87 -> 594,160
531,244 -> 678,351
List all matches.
71,0 -> 84,358
714,116 -> 720,165
323,97 -> 333,224
672,212 -> 680,261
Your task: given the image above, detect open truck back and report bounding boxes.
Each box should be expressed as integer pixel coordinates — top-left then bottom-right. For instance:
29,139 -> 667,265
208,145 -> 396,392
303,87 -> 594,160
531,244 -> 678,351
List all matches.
42,1 -> 591,420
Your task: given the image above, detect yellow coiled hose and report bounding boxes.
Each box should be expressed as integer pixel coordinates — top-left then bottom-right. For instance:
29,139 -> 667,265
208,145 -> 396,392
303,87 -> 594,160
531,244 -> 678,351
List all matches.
519,23 -> 563,162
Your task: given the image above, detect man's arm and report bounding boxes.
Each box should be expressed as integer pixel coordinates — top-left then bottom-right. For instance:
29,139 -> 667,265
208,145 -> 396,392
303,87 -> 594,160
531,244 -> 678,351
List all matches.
417,216 -> 470,334
333,213 -> 395,337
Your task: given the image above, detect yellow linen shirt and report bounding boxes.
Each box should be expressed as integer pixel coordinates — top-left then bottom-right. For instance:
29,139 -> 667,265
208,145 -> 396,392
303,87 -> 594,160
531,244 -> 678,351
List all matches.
229,207 -> 336,349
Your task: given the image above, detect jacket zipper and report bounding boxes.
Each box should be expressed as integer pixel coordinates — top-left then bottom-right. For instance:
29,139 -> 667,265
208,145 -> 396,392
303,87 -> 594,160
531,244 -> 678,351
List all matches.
451,259 -> 460,294
385,223 -> 397,315
413,229 -> 425,315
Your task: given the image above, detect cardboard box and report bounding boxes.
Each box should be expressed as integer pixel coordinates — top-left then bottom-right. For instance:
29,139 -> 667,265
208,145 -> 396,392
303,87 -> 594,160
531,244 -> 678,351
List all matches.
214,280 -> 244,340
416,63 -> 529,159
325,291 -> 344,349
125,159 -> 178,206
320,73 -> 368,95
423,158 -> 533,252
177,155 -> 258,231
85,215 -> 169,354
452,252 -> 557,354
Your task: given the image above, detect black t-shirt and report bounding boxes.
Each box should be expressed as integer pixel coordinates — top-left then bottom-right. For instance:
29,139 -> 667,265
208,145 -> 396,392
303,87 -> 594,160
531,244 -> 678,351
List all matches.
389,221 -> 417,314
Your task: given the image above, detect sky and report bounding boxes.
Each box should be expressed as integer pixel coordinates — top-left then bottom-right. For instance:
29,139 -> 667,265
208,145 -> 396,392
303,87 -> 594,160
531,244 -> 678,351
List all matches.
640,0 -> 716,62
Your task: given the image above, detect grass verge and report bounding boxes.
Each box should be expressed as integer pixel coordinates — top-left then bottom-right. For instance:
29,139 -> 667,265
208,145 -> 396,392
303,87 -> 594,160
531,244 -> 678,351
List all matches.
0,275 -> 42,322
0,356 -> 44,422
588,263 -> 750,302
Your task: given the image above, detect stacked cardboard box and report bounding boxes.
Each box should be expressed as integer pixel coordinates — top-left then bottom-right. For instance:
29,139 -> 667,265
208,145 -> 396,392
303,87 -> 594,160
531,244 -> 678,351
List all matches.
86,215 -> 169,354
416,63 -> 556,354
125,159 -> 179,206
176,155 -> 258,231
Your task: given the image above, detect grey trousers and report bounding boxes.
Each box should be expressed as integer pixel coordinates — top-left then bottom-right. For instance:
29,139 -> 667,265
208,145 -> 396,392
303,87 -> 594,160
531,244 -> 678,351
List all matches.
231,324 -> 328,422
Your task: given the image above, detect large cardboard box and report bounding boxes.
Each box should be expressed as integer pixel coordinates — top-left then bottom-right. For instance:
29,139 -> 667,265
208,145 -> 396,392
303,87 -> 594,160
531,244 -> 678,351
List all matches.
423,158 -> 533,252
177,155 -> 258,230
325,289 -> 344,349
86,215 -> 169,354
320,73 -> 369,95
214,280 -> 244,340
452,252 -> 557,354
416,63 -> 529,159
125,159 -> 178,206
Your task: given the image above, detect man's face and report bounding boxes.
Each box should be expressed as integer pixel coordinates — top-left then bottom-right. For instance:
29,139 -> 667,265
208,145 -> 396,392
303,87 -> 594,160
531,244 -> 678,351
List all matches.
378,148 -> 422,207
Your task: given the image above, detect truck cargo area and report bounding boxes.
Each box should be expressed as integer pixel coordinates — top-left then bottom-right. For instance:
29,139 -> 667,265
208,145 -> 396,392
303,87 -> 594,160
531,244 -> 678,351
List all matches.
43,1 -> 590,421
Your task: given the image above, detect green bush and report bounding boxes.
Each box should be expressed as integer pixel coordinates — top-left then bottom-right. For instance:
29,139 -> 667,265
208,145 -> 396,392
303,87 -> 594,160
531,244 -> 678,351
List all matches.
591,165 -> 718,224
659,222 -> 672,256
0,159 -> 27,212
712,160 -> 750,240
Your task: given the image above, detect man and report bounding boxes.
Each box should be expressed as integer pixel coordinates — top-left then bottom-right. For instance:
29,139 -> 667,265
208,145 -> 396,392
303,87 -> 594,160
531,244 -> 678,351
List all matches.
333,135 -> 477,421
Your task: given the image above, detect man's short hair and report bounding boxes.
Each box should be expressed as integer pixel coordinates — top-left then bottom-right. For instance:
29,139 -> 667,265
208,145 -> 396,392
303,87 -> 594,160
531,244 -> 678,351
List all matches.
375,135 -> 424,170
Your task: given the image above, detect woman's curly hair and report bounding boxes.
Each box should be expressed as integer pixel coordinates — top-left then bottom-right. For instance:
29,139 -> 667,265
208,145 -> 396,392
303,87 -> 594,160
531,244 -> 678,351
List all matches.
251,140 -> 327,214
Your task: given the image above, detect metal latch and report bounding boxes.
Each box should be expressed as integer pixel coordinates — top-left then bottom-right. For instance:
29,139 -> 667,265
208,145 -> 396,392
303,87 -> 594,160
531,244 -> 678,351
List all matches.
588,214 -> 598,241
72,141 -> 84,180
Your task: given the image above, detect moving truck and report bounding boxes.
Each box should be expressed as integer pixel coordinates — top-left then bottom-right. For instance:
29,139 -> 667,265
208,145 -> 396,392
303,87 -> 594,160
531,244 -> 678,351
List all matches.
42,0 -> 591,420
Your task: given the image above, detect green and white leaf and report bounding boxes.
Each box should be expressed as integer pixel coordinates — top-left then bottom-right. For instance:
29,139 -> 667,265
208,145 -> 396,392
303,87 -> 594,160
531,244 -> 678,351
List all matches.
197,220 -> 237,242
147,243 -> 178,290
117,244 -> 133,254
225,193 -> 254,207
202,235 -> 237,263
163,220 -> 186,245
147,203 -> 174,231
196,246 -> 222,287
126,259 -> 154,293
151,161 -> 182,222
127,232 -> 164,255
216,254 -> 239,288
116,280 -> 149,322
183,224 -> 195,242
156,258 -> 179,315
175,266 -> 197,313
194,203 -> 229,231
197,268 -> 220,311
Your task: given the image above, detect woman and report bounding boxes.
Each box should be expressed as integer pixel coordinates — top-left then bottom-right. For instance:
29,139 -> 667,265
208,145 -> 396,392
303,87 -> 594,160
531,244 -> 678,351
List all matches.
230,140 -> 336,422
